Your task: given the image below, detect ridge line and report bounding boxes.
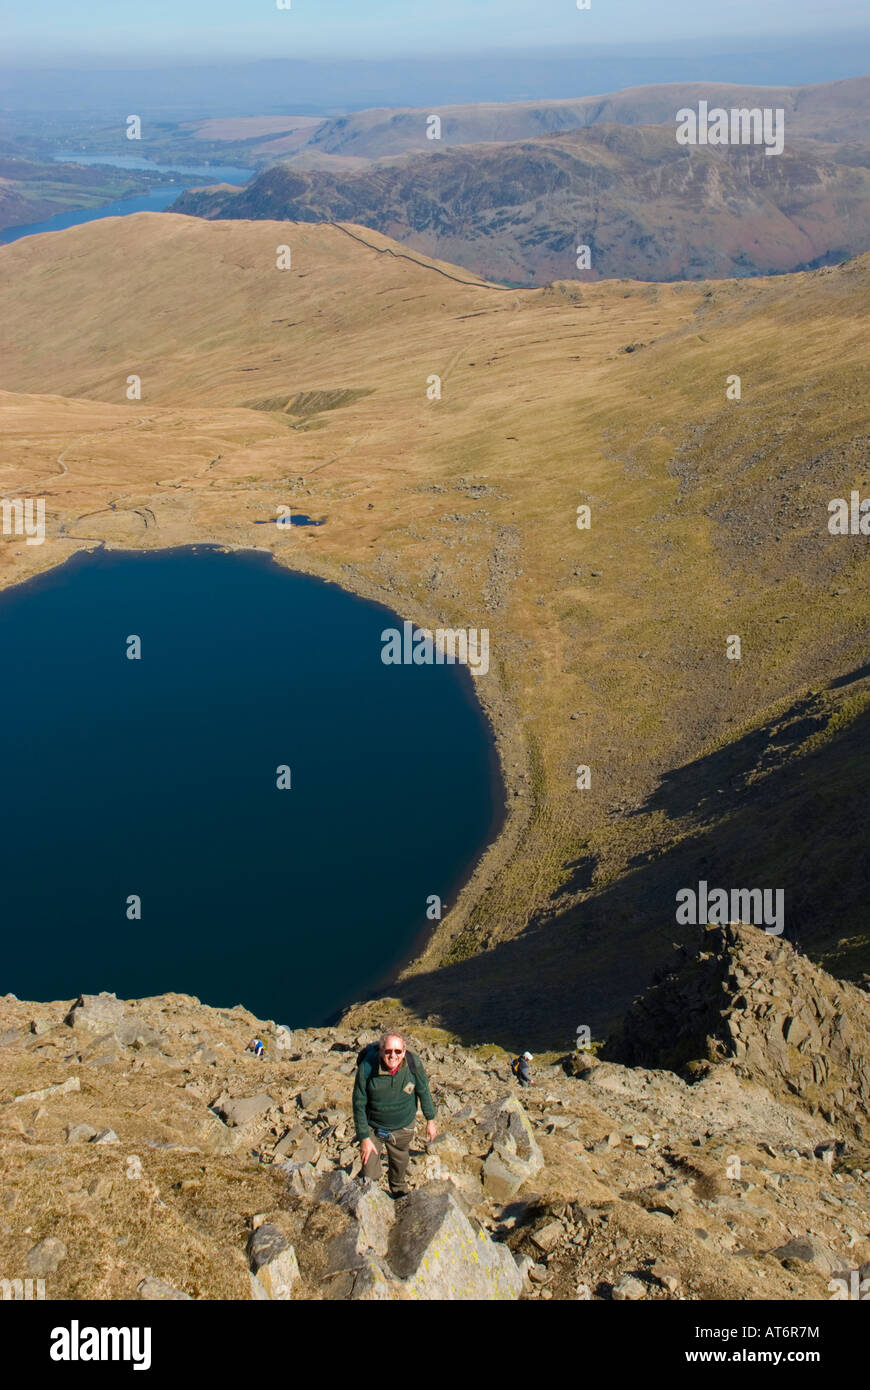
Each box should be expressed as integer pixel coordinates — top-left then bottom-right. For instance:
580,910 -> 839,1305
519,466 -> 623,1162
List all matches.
326,220 -> 515,291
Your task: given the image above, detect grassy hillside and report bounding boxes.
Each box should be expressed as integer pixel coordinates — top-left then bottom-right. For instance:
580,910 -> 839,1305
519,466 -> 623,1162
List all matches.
1,214 -> 868,1042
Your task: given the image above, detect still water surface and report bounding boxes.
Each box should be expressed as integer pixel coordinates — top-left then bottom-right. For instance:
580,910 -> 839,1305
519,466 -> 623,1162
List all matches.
0,547 -> 502,1025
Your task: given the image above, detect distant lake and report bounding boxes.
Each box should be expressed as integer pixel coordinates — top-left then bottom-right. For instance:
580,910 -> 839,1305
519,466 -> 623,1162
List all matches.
0,157 -> 251,244
52,153 -> 253,181
0,547 -> 502,1026
1,188 -> 199,244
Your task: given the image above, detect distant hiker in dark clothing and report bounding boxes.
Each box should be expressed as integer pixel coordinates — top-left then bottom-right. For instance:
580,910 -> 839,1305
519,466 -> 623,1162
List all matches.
510,1051 -> 534,1087
353,1031 -> 437,1197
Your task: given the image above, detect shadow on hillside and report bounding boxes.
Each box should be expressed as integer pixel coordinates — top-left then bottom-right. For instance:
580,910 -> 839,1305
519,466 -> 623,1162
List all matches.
548,853 -> 596,901
830,660 -> 870,689
627,692 -> 830,827
380,693 -> 870,1052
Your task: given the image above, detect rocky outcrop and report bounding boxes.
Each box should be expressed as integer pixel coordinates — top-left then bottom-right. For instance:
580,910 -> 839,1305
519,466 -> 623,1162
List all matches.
2,944 -> 869,1301
309,1173 -> 523,1300
380,1182 -> 523,1300
214,1093 -> 276,1128
607,923 -> 870,1141
247,1224 -> 302,1300
479,1094 -> 544,1201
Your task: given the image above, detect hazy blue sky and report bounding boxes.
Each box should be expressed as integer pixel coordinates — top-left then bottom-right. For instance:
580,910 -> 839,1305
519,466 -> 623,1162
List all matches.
6,0 -> 870,64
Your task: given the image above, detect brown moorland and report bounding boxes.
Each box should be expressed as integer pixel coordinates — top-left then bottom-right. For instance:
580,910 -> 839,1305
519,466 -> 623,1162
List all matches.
0,212 -> 868,1044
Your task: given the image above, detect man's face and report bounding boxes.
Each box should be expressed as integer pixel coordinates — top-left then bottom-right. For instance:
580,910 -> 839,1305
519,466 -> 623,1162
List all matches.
381,1036 -> 405,1066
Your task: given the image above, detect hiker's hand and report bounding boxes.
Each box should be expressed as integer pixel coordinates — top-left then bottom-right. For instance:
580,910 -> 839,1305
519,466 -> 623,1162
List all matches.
425,1121 -> 437,1142
360,1138 -> 377,1165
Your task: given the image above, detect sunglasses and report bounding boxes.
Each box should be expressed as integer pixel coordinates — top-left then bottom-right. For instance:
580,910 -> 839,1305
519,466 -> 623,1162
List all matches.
382,1048 -> 405,1055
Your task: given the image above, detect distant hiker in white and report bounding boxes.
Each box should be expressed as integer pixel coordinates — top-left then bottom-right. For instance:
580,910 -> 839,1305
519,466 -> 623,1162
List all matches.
510,1051 -> 534,1087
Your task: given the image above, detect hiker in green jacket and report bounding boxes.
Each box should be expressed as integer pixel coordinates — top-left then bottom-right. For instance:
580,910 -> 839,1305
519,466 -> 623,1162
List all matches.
353,1031 -> 437,1197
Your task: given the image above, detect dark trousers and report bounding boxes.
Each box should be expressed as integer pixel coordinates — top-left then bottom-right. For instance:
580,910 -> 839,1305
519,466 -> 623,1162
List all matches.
363,1124 -> 415,1194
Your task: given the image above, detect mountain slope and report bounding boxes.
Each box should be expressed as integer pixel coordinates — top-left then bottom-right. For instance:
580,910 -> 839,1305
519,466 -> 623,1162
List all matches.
173,123 -> 870,284
1,216 -> 869,1044
2,923 -> 869,1300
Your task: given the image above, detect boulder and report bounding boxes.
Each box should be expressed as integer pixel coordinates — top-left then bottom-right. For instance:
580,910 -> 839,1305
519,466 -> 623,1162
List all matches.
651,1260 -> 681,1292
416,1153 -> 448,1182
214,1093 -> 274,1128
137,1277 -> 192,1300
25,1237 -> 67,1276
349,1256 -> 398,1301
531,1220 -> 564,1254
312,1176 -> 523,1300
91,1129 -> 120,1145
385,1182 -> 523,1300
612,1274 -> 647,1301
483,1094 -> 543,1163
115,1017 -> 162,1049
293,1134 -> 321,1165
273,1126 -> 304,1158
772,1236 -> 841,1275
478,1094 -> 543,1201
65,1122 -> 97,1144
12,1076 -> 80,1104
275,1160 -> 318,1195
317,1173 -> 394,1258
298,1085 -> 325,1113
65,994 -> 126,1031
483,1150 -> 526,1202
197,1113 -> 243,1154
247,1224 -> 301,1300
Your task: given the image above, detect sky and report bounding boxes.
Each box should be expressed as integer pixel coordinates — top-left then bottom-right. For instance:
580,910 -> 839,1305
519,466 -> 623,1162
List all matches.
5,0 -> 870,66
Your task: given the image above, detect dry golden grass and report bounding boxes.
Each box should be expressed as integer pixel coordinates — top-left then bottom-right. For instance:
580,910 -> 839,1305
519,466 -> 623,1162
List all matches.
1,214 -> 868,1035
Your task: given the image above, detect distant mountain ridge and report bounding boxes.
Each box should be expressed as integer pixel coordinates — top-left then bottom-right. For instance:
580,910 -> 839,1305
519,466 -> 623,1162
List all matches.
174,119 -> 870,284
262,76 -> 870,160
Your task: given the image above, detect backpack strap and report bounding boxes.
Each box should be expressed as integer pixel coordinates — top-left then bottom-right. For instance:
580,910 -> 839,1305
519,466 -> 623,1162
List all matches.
358,1043 -> 379,1084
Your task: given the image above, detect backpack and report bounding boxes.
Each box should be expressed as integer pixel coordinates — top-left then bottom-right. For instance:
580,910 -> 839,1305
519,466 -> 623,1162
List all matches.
357,1043 -> 419,1083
